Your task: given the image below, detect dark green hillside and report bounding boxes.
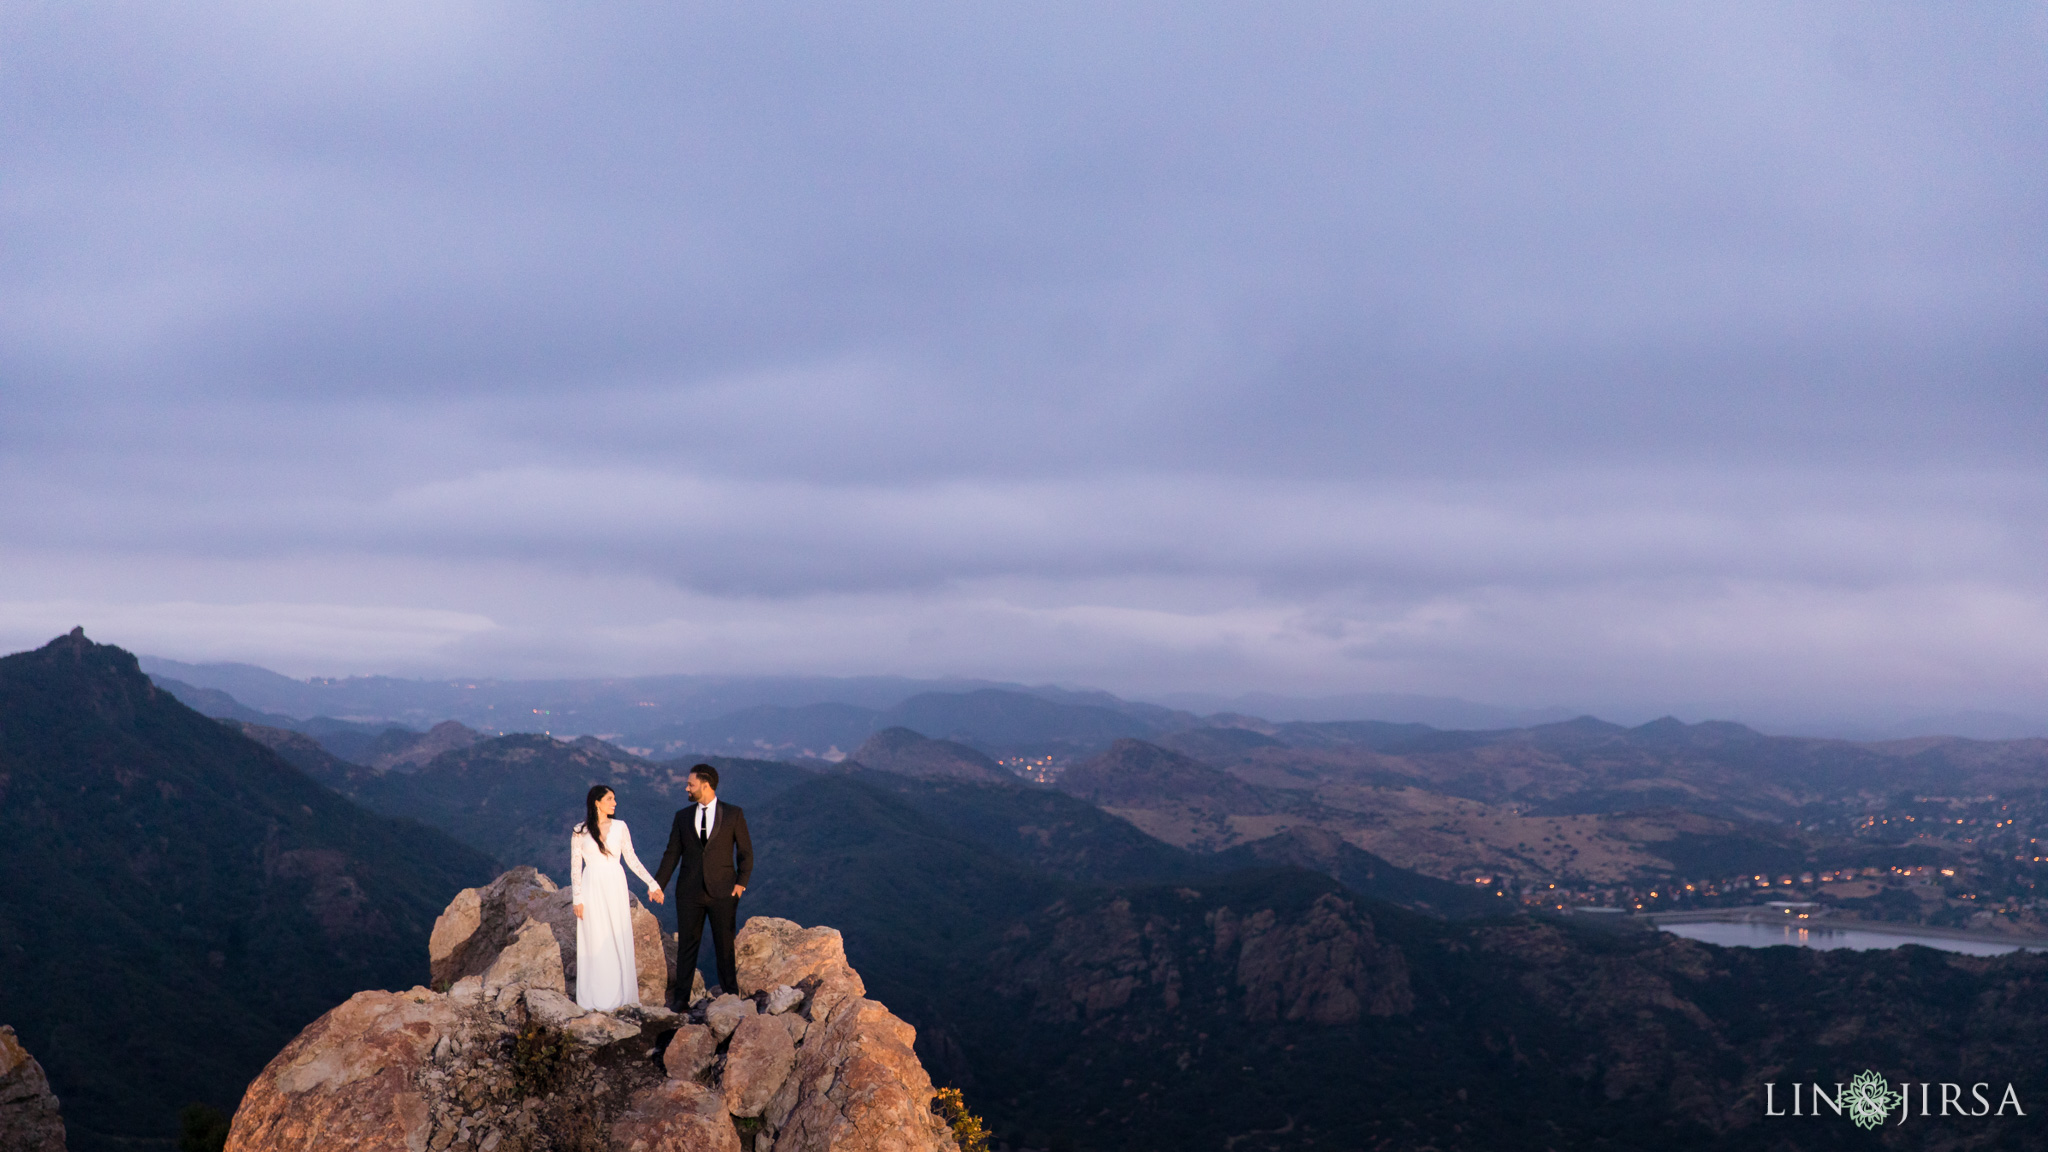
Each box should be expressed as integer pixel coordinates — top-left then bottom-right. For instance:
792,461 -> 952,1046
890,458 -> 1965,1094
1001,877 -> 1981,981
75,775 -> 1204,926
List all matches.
848,768 -> 1199,884
1213,826 -> 1502,916
228,720 -> 365,790
0,631 -> 496,1151
937,872 -> 2048,1151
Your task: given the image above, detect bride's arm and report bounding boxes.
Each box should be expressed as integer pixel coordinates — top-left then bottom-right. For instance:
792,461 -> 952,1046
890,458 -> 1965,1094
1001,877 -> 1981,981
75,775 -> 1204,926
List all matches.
570,828 -> 586,916
620,822 -> 659,892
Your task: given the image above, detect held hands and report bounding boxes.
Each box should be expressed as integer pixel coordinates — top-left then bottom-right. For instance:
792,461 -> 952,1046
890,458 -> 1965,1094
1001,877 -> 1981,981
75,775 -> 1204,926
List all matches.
648,888 -> 665,904
573,904 -> 584,919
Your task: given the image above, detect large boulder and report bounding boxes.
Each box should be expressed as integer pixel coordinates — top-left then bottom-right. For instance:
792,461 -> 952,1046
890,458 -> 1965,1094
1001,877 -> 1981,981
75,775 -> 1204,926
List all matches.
722,1015 -> 796,1118
610,1080 -> 739,1152
762,997 -> 956,1152
428,867 -> 562,988
662,1025 -> 719,1081
227,982 -> 675,1152
735,917 -> 955,1152
431,866 -> 669,1006
225,988 -> 456,1152
0,1025 -> 66,1152
734,918 -> 866,1023
630,898 -> 673,1006
703,994 -> 756,1043
482,918 -> 565,994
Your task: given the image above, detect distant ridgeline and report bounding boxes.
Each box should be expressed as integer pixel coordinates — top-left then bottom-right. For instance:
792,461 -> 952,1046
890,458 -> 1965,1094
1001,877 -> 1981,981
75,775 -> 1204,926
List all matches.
13,633 -> 2048,1148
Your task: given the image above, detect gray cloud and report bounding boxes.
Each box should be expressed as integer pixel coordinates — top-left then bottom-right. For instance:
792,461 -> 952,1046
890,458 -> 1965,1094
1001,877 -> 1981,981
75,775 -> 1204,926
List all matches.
2,2 -> 2044,727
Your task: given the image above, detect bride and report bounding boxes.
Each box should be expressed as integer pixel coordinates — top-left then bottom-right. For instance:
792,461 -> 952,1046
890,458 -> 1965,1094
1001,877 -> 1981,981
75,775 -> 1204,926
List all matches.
570,784 -> 664,1011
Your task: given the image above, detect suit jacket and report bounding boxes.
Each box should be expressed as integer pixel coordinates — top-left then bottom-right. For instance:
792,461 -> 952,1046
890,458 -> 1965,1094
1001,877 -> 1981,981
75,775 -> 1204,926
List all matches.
655,800 -> 753,899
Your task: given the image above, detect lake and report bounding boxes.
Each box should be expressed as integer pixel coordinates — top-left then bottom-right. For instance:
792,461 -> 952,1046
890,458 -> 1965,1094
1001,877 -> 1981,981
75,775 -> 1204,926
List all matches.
1659,920 -> 2038,957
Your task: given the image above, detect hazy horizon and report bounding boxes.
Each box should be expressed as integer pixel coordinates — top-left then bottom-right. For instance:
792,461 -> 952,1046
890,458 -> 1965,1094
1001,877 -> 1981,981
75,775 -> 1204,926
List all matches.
119,645 -> 2048,742
4,5 -> 2043,729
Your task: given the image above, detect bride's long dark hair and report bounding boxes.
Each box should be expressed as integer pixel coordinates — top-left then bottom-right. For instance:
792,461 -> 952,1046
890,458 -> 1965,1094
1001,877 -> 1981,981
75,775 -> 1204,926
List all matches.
582,784 -> 614,855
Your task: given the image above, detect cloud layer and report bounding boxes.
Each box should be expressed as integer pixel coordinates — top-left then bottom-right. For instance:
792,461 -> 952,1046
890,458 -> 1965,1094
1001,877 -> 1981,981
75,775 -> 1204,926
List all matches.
3,2 -> 2044,727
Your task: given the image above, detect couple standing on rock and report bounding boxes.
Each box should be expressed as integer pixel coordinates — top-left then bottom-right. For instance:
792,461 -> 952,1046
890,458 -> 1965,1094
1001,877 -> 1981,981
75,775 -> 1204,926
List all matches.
569,763 -> 755,1011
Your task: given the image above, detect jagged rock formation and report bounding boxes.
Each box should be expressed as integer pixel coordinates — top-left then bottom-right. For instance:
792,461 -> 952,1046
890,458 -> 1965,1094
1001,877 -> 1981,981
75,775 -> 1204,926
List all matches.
226,871 -> 958,1152
992,885 -> 1412,1027
0,1025 -> 66,1152
429,867 -> 677,1008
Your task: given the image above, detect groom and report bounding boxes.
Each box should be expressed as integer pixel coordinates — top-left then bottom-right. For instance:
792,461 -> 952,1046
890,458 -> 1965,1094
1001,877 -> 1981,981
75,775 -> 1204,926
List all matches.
654,763 -> 753,1004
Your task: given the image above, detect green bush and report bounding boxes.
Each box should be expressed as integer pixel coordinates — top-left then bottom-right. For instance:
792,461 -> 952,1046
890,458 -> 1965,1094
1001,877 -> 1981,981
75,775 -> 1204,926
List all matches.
932,1087 -> 990,1152
511,1023 -> 572,1096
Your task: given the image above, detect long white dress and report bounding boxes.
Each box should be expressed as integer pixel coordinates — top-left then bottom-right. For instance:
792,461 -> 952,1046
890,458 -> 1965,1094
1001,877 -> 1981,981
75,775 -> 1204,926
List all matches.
569,818 -> 658,1011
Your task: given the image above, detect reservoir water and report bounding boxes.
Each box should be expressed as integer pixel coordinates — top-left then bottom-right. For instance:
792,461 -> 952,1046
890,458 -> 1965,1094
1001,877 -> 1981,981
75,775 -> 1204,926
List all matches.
1659,920 -> 2038,957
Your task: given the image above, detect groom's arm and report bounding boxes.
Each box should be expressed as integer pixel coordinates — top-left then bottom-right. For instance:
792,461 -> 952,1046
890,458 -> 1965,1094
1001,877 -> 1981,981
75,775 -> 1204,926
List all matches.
654,810 -> 686,889
730,807 -> 753,890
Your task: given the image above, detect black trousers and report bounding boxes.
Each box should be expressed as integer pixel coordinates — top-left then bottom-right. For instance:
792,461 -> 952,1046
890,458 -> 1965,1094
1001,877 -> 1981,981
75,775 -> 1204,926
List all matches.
676,886 -> 738,1000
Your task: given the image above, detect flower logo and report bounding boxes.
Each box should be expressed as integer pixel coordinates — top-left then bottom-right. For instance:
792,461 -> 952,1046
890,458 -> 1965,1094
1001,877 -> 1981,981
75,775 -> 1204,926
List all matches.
1844,1069 -> 1904,1130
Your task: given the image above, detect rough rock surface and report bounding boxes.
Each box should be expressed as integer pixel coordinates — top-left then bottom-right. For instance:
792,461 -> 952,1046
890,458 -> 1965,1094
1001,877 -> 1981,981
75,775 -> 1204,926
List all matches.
609,1080 -> 739,1152
432,866 -> 670,1007
485,919 -> 567,994
702,994 -> 756,1042
0,1025 -> 67,1152
227,869 -> 957,1152
523,988 -> 585,1028
993,888 -> 1411,1028
763,996 -> 954,1152
721,1015 -> 796,1118
430,868 -> 562,988
733,918 -> 867,1024
662,1026 -> 719,1081
226,988 -> 457,1152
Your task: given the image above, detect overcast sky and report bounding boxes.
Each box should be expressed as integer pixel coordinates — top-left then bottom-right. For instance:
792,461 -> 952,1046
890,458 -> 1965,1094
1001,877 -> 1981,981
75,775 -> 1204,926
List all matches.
3,2 -> 2044,728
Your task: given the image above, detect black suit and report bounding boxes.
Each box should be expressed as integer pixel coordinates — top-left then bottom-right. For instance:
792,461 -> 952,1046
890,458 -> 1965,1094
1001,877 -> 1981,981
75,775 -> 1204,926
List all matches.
654,800 -> 753,1000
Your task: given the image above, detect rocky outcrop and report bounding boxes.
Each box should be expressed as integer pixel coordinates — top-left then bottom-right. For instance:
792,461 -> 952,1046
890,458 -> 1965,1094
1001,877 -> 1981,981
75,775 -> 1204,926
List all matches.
1213,894 -> 1412,1021
429,867 -> 677,1007
991,883 -> 1411,1028
0,1025 -> 66,1152
227,873 -> 957,1152
732,919 -> 867,1022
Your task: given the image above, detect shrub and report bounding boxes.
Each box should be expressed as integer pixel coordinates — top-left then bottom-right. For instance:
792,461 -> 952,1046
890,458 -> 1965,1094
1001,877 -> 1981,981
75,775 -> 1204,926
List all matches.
932,1087 -> 991,1152
512,1022 -> 573,1096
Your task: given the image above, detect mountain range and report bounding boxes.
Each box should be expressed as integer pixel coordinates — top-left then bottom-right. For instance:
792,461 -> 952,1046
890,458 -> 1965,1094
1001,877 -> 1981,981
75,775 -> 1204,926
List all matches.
155,670 -> 2048,892
136,655 -> 2048,741
16,633 -> 2048,1149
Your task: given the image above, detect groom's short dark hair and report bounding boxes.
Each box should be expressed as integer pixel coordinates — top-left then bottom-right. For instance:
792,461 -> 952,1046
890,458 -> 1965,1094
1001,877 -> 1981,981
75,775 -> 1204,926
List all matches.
690,763 -> 720,790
